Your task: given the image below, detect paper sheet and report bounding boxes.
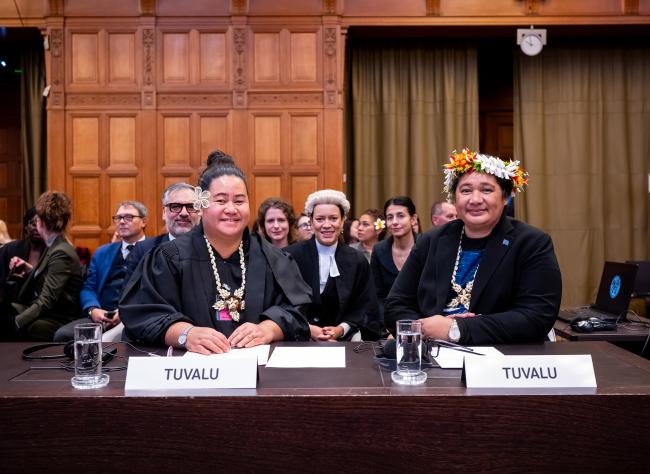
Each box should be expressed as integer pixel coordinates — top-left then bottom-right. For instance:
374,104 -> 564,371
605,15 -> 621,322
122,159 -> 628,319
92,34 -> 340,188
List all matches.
183,344 -> 270,365
433,346 -> 504,369
266,346 -> 346,368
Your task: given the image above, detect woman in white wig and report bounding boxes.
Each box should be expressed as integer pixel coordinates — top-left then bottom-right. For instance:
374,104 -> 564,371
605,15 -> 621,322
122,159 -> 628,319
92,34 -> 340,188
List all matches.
285,190 -> 382,341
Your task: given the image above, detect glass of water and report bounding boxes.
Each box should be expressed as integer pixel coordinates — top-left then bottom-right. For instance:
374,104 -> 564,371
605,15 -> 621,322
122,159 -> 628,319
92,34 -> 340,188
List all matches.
71,323 -> 110,389
391,319 -> 427,385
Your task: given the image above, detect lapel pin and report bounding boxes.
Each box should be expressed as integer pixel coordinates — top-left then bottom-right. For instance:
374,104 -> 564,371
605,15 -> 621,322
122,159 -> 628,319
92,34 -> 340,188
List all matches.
502,239 -> 510,246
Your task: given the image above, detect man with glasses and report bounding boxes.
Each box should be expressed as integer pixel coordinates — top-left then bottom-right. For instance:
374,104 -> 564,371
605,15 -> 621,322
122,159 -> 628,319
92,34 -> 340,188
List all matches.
125,183 -> 200,277
53,201 -> 148,342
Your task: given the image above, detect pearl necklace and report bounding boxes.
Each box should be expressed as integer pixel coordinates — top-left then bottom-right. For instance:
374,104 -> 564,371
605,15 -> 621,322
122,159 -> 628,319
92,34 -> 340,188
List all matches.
204,235 -> 246,322
447,228 -> 479,311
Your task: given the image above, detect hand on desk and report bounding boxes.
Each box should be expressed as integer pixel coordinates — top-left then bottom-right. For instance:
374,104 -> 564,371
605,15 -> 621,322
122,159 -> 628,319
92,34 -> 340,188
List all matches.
420,313 -> 476,340
310,324 -> 341,341
185,326 -> 231,354
229,322 -> 275,348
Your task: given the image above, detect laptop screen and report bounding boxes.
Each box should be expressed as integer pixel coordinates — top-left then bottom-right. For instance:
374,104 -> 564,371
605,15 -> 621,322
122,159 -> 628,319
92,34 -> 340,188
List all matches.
626,261 -> 650,297
593,262 -> 639,315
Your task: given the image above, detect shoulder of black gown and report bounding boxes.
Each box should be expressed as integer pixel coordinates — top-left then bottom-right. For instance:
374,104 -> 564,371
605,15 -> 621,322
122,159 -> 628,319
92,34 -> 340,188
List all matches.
254,233 -> 312,306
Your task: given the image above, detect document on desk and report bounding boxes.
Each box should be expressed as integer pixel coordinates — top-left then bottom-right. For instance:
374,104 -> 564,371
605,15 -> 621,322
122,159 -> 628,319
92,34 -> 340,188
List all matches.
266,346 -> 346,368
434,346 -> 503,369
183,345 -> 270,365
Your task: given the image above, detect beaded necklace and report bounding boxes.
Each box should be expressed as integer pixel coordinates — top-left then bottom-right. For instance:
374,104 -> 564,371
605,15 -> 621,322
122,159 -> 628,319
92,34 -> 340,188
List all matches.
204,235 -> 246,322
447,228 -> 480,311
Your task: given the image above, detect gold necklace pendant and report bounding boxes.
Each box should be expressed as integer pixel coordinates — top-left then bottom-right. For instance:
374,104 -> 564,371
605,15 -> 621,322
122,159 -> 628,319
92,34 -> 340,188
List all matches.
204,235 -> 247,324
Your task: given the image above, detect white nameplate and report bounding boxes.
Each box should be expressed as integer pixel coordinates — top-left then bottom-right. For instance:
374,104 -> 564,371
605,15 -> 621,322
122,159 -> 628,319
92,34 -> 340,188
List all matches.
464,354 -> 596,388
124,354 -> 257,391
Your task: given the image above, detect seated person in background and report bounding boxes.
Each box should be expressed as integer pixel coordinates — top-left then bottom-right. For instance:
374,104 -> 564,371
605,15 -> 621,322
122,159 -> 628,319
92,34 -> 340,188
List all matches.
125,182 -> 201,277
371,196 -> 418,319
1,191 -> 82,341
256,198 -> 296,249
53,200 -> 148,341
385,149 -> 562,345
285,190 -> 381,341
350,208 -> 385,263
430,200 -> 457,227
120,162 -> 312,353
295,213 -> 313,241
342,218 -> 359,245
0,208 -> 45,288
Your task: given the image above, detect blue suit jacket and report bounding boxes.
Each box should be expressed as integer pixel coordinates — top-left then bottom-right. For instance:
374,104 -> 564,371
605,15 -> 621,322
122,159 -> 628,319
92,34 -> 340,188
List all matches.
79,242 -> 121,312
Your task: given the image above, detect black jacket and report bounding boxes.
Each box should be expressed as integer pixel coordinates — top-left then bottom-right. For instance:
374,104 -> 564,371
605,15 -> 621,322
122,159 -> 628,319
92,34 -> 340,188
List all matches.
385,215 -> 562,344
120,225 -> 312,345
285,237 -> 382,340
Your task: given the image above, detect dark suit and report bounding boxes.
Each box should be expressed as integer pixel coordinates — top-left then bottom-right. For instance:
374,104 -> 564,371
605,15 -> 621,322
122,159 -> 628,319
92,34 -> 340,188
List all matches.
13,235 -> 83,341
285,237 -> 381,340
370,236 -> 399,322
385,214 -> 562,345
124,233 -> 170,283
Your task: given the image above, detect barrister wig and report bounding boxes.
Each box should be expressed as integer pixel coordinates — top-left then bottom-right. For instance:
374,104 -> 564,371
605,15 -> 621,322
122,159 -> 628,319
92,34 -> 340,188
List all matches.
304,189 -> 350,218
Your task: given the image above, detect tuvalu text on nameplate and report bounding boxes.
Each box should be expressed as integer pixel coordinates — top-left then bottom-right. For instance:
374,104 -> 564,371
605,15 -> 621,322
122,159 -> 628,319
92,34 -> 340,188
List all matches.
462,354 -> 597,388
124,353 -> 258,391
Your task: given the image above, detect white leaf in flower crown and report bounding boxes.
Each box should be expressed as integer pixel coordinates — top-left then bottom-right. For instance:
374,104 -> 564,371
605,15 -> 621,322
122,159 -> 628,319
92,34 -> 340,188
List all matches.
193,186 -> 211,211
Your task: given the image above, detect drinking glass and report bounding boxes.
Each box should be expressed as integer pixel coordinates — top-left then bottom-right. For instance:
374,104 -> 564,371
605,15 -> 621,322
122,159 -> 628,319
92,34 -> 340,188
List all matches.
71,323 -> 110,389
391,319 -> 427,385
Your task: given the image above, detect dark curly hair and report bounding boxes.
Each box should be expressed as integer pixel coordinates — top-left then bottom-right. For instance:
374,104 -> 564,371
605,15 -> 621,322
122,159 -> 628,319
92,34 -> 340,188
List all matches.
256,198 -> 296,245
35,191 -> 72,233
359,208 -> 386,241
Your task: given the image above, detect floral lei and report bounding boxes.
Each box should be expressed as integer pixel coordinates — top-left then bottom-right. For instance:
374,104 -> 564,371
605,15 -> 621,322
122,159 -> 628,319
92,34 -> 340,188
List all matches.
443,148 -> 528,201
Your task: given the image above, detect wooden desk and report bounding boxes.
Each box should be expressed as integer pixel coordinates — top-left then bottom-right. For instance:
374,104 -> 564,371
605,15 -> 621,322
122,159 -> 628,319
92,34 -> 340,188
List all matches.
1,341 -> 650,473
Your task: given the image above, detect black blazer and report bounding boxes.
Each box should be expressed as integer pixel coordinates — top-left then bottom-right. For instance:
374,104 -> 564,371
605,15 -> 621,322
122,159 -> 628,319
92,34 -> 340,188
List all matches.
14,235 -> 83,339
385,214 -> 562,345
125,233 -> 171,283
285,237 -> 381,339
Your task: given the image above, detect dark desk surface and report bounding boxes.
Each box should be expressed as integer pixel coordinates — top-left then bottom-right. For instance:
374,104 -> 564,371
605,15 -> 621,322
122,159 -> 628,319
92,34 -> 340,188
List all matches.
2,341 -> 650,473
554,314 -> 650,342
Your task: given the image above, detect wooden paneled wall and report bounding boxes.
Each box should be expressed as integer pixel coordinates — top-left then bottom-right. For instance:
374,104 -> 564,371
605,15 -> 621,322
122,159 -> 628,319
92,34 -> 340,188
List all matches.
0,0 -> 648,247
45,12 -> 343,248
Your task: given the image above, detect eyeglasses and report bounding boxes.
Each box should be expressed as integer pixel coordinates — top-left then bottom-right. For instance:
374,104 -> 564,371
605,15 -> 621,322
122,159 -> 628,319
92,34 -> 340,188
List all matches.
297,223 -> 311,230
112,214 -> 142,223
164,203 -> 199,214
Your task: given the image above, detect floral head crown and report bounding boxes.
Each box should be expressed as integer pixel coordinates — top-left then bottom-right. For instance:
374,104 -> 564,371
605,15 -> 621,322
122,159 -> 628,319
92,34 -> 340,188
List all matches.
442,148 -> 528,201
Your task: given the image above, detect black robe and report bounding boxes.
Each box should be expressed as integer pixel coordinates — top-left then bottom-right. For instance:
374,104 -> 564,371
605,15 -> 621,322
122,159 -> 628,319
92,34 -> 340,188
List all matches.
119,225 -> 312,345
285,237 -> 382,340
385,214 -> 562,345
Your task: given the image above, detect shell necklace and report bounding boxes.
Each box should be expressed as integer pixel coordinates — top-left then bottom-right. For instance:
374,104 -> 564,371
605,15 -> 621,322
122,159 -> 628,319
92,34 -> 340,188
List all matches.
204,235 -> 246,322
447,228 -> 479,311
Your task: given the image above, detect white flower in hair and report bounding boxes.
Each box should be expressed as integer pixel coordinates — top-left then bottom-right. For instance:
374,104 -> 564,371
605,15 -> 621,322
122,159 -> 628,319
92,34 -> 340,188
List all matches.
193,186 -> 211,211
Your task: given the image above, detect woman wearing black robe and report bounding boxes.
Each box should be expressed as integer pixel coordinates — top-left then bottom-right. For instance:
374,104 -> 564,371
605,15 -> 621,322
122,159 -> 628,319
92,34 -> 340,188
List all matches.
285,190 -> 381,341
120,164 -> 311,353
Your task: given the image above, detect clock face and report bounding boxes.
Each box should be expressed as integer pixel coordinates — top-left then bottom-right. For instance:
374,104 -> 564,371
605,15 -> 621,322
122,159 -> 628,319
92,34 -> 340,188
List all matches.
521,34 -> 543,56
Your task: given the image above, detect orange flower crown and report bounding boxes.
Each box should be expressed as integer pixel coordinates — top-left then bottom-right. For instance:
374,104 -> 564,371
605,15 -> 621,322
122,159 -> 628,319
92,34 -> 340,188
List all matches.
443,148 -> 528,200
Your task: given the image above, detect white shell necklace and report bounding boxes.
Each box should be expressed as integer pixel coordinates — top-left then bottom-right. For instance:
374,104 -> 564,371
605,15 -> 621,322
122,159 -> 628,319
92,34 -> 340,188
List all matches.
447,228 -> 480,311
204,235 -> 246,322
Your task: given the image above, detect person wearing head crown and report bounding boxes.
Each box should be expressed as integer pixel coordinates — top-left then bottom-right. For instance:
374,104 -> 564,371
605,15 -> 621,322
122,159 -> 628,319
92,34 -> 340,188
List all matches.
385,149 -> 562,344
120,162 -> 311,353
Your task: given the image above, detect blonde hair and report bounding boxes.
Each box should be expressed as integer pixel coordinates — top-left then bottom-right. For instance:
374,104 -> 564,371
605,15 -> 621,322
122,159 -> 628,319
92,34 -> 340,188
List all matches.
0,220 -> 12,244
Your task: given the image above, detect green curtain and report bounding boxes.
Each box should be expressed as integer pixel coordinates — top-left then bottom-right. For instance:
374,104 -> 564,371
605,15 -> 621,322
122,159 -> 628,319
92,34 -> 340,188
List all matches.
20,44 -> 46,209
346,40 -> 479,227
514,48 -> 650,306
